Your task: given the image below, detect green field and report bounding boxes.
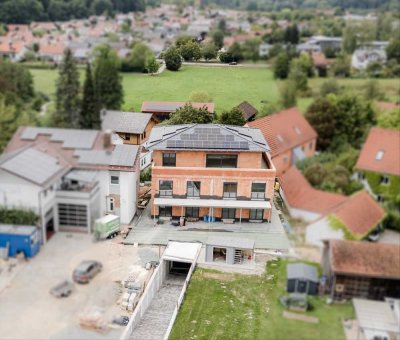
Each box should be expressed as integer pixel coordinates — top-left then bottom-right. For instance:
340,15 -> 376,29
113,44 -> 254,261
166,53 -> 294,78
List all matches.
30,66 -> 400,115
30,66 -> 279,113
170,260 -> 354,340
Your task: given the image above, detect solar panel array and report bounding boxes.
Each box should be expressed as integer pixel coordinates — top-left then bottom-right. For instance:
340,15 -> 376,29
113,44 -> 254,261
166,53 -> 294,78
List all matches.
166,127 -> 249,150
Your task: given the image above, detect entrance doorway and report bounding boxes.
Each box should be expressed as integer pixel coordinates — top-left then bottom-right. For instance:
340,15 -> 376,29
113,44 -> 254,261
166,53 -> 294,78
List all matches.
213,247 -> 227,262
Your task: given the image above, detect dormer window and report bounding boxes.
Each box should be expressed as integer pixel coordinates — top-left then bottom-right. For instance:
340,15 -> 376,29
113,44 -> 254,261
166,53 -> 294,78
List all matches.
294,127 -> 301,135
375,150 -> 384,161
277,134 -> 284,143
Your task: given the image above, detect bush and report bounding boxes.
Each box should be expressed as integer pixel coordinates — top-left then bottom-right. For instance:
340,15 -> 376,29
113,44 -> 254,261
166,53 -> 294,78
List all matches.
140,168 -> 152,182
164,47 -> 182,71
0,207 -> 39,225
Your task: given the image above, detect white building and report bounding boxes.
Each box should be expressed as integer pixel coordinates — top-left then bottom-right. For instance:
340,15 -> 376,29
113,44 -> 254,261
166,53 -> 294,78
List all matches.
351,47 -> 387,70
0,127 -> 140,243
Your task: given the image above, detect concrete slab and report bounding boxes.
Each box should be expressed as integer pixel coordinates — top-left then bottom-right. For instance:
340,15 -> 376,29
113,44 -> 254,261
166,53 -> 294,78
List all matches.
125,205 -> 290,250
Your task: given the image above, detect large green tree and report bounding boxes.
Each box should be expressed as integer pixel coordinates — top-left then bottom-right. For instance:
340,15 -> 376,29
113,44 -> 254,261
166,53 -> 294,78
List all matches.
80,63 -> 100,129
212,30 -> 224,50
93,45 -> 123,110
386,38 -> 400,63
165,104 -> 213,125
201,42 -> 218,61
273,52 -> 290,79
279,80 -> 297,108
218,108 -> 246,126
127,42 -> 154,72
179,41 -> 202,62
54,48 -> 80,128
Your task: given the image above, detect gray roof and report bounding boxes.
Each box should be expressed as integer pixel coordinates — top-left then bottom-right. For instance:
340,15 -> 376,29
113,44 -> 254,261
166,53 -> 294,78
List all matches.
147,124 -> 270,152
206,236 -> 255,249
64,170 -> 97,183
0,148 -> 63,186
287,263 -> 318,282
20,127 -> 98,149
0,224 -> 37,236
101,110 -> 153,134
75,145 -> 139,167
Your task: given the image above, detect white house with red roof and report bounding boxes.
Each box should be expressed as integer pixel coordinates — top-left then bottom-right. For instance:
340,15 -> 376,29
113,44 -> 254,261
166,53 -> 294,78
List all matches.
0,41 -> 27,62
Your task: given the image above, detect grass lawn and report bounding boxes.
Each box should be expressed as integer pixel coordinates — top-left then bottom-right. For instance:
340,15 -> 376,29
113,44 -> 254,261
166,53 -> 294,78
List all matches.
30,66 -> 279,113
170,260 -> 354,340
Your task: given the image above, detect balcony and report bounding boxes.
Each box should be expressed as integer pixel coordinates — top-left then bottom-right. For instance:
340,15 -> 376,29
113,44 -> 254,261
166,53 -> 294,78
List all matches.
56,181 -> 99,200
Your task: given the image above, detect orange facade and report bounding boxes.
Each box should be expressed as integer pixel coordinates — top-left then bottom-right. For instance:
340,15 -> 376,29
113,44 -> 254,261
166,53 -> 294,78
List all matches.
150,150 -> 276,222
117,119 -> 157,145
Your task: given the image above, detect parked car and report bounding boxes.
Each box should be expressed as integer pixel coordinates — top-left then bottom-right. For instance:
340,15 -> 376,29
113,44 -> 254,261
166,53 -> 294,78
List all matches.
50,280 -> 74,298
73,260 -> 102,284
368,230 -> 381,242
112,316 -> 129,326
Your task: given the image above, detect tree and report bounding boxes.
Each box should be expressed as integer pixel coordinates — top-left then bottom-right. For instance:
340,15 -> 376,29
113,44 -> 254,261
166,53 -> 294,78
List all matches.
80,63 -> 100,129
284,25 -> 299,44
212,30 -> 224,50
179,41 -> 201,61
163,46 -> 182,71
218,19 -> 226,33
218,108 -> 246,126
288,59 -> 308,92
320,79 -> 340,97
165,104 -> 213,125
128,42 -> 153,72
189,90 -> 212,102
279,80 -> 297,109
242,38 -> 261,61
145,55 -> 160,75
201,42 -> 218,61
366,60 -> 383,78
305,98 -> 337,150
363,80 -> 383,100
219,51 -> 233,63
175,35 -> 194,48
54,48 -> 80,128
228,43 -> 243,62
273,52 -> 290,79
331,54 -> 350,77
342,26 -> 358,54
386,38 -> 400,63
91,0 -> 113,16
0,0 -> 44,24
93,45 -> 123,110
257,102 -> 281,118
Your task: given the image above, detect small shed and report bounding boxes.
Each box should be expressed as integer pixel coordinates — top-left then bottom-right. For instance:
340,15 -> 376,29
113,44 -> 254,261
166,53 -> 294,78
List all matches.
236,101 -> 258,122
205,237 -> 254,265
0,224 -> 41,258
287,263 -> 319,295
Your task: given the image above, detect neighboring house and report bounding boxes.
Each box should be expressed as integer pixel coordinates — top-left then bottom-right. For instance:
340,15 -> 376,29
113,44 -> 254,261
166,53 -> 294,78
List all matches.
38,44 -> 65,63
355,127 -> 400,205
236,101 -> 258,122
101,110 -> 158,170
352,298 -> 400,340
279,166 -> 347,222
247,107 -> 317,175
146,124 -> 276,223
322,239 -> 400,301
0,42 -> 27,62
306,190 -> 385,247
259,43 -> 272,58
0,127 -> 140,243
351,48 -> 387,70
297,36 -> 342,54
141,101 -> 215,121
311,52 -> 330,77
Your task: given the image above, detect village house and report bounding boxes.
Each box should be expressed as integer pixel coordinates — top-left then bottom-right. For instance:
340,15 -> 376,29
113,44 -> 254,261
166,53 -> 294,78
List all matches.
322,239 -> 400,301
247,107 -> 317,175
0,127 -> 140,243
0,42 -> 27,62
101,110 -> 158,170
236,101 -> 258,122
146,124 -> 276,223
141,101 -> 215,121
355,127 -> 400,205
38,43 -> 65,63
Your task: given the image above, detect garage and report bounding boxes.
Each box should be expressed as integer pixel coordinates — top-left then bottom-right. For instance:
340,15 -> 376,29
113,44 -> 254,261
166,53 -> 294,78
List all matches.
205,237 -> 255,265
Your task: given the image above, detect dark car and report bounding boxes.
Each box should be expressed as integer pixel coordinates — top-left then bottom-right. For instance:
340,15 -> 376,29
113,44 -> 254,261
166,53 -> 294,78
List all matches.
72,260 -> 102,284
112,316 -> 130,326
50,280 -> 74,298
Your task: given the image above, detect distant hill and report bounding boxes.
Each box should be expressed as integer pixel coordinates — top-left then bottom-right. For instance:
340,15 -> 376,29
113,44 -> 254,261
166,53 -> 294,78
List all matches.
0,0 -> 147,24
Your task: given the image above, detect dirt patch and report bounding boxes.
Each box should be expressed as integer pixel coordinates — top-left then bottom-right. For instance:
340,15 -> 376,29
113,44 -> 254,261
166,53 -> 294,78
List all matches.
294,247 -> 322,263
202,272 -> 236,282
283,311 -> 319,323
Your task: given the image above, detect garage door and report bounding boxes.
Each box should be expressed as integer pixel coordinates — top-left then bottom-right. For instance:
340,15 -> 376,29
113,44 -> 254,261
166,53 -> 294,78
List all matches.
58,203 -> 87,228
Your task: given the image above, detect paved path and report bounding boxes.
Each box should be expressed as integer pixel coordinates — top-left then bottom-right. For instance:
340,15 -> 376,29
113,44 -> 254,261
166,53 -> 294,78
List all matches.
130,277 -> 185,340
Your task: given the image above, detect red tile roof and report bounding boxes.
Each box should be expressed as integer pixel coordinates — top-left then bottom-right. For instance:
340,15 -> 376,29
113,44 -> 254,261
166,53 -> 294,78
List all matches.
248,107 -> 317,157
331,191 -> 385,238
39,44 -> 65,55
280,166 -> 347,214
0,42 -> 25,54
376,101 -> 400,111
355,127 -> 400,176
311,52 -> 330,67
141,101 -> 215,114
329,239 -> 400,279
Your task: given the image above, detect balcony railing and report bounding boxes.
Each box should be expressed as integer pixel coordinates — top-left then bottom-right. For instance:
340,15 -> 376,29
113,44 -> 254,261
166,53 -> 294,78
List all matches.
159,189 -> 173,197
251,192 -> 265,200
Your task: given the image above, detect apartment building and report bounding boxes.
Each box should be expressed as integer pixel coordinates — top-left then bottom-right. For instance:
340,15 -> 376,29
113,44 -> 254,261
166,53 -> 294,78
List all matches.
146,124 -> 276,223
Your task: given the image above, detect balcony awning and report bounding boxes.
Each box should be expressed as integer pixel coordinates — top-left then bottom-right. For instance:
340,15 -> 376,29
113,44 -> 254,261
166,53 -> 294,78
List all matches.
154,197 -> 271,209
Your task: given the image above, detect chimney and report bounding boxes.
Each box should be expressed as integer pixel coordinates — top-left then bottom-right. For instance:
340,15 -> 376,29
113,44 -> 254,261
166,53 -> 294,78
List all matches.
103,129 -> 112,149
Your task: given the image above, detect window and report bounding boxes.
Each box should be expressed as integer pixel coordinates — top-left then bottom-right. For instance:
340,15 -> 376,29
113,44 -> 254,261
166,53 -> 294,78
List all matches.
375,150 -> 384,161
251,183 -> 266,199
159,206 -> 172,217
187,181 -> 201,198
162,153 -> 176,167
125,133 -> 130,140
206,154 -> 237,168
223,182 -> 237,199
377,195 -> 385,203
249,209 -> 264,220
108,197 -> 114,211
380,175 -> 389,185
110,175 -> 119,185
159,180 -> 173,197
222,208 -> 236,219
186,207 -> 199,218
